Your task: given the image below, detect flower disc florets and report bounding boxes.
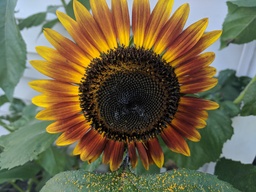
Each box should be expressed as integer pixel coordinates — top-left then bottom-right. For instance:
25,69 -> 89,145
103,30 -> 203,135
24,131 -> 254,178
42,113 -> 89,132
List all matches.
79,47 -> 180,141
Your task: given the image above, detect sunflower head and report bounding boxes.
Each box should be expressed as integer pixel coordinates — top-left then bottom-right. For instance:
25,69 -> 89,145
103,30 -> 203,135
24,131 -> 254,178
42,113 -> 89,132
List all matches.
30,0 -> 221,171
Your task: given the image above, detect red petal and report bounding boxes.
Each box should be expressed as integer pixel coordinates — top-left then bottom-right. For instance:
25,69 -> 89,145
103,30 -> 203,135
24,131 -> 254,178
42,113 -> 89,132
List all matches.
147,138 -> 164,168
161,126 -> 190,156
136,141 -> 149,170
109,141 -> 125,171
128,142 -> 138,168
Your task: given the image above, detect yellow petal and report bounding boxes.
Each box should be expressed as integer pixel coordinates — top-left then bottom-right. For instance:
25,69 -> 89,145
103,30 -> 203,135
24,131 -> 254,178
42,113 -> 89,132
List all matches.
73,0 -> 110,53
46,114 -> 86,134
163,18 -> 208,63
56,11 -> 99,59
175,52 -> 215,77
77,130 -> 106,162
180,78 -> 218,94
143,0 -> 174,49
30,60 -> 83,83
154,3 -> 189,54
161,126 -> 190,156
90,0 -> 117,49
170,30 -> 222,67
36,101 -> 81,120
112,0 -> 130,46
29,80 -> 79,96
56,121 -> 90,146
180,96 -> 219,110
132,0 -> 150,47
36,46 -> 65,62
43,28 -> 90,67
32,95 -> 78,108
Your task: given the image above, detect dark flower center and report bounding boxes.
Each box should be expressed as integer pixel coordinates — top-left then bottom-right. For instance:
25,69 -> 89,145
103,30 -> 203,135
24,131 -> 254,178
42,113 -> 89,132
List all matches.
79,47 -> 180,142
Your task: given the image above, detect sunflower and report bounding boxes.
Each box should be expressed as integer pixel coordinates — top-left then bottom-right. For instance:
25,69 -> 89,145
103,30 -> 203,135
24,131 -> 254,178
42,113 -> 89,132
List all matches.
30,0 -> 221,171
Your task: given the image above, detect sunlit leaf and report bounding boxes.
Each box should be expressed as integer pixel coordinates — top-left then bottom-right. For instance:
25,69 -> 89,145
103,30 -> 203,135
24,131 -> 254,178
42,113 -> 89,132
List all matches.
41,169 -> 239,191
0,0 -> 26,100
221,1 -> 256,48
215,158 -> 256,192
0,120 -> 57,170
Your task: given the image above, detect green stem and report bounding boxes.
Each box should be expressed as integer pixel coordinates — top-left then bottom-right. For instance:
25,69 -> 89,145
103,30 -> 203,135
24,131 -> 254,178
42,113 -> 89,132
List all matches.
61,0 -> 68,13
10,182 -> 25,192
234,76 -> 256,104
26,179 -> 34,192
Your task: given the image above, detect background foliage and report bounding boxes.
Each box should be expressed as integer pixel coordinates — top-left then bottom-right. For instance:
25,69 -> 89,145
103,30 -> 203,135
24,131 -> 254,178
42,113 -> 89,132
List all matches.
0,0 -> 255,191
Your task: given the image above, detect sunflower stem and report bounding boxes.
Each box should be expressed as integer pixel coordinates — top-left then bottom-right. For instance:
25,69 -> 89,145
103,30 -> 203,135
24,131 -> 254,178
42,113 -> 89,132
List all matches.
122,154 -> 130,171
234,76 -> 256,104
26,179 -> 34,192
9,182 -> 25,192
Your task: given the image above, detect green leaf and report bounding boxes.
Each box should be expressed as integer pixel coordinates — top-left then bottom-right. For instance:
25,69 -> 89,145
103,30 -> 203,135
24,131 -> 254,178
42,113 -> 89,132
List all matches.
41,168 -> 239,191
42,18 -> 59,29
230,0 -> 256,7
219,100 -> 240,117
79,0 -> 91,10
39,18 -> 59,35
0,162 -> 41,184
81,156 -> 102,172
0,0 -> 26,101
66,0 -> 90,19
164,109 -> 233,170
234,76 -> 256,116
221,1 -> 256,48
0,95 -> 8,106
0,103 -> 37,132
18,12 -> 47,30
37,146 -> 76,176
215,158 -> 256,192
217,70 -> 250,101
8,104 -> 37,131
9,98 -> 26,115
66,0 -> 75,19
199,69 -> 251,102
0,120 -> 58,170
134,158 -> 160,175
47,5 -> 62,14
35,171 -> 52,192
